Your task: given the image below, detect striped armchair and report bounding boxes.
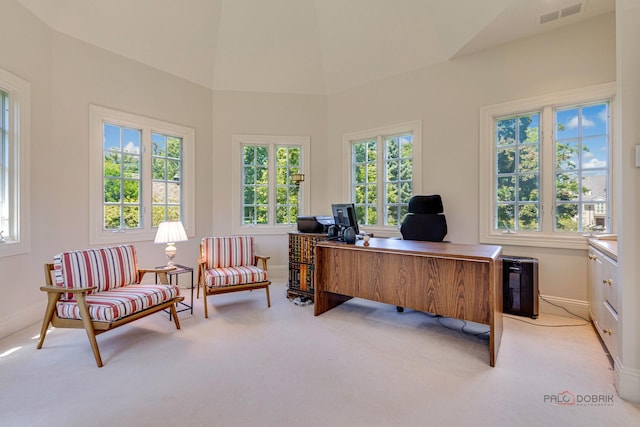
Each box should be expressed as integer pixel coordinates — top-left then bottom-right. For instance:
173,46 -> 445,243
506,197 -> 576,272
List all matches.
38,245 -> 184,367
197,236 -> 271,318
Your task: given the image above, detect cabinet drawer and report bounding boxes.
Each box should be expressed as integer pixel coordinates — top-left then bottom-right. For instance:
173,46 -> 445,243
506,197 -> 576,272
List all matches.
588,249 -> 603,322
598,300 -> 619,359
601,258 -> 618,311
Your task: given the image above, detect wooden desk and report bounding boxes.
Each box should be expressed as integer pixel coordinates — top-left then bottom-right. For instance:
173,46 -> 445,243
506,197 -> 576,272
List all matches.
314,238 -> 503,367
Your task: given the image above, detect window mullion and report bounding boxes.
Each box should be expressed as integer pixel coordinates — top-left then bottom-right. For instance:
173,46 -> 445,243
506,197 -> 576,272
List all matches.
0,90 -> 8,240
540,106 -> 554,234
268,144 -> 275,227
376,135 -> 384,227
141,128 -> 152,230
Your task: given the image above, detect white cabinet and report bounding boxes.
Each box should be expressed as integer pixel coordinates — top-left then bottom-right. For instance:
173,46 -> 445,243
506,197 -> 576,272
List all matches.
588,238 -> 618,360
587,247 -> 604,326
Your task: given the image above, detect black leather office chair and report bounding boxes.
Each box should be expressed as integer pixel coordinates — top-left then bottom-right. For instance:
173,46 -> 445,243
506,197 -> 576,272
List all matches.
400,195 -> 447,242
397,195 -> 448,312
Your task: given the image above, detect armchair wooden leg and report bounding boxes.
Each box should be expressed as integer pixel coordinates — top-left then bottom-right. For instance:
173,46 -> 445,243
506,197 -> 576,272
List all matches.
196,266 -> 202,299
265,286 -> 271,308
75,293 -> 103,368
37,293 -> 59,349
203,291 -> 209,319
170,304 -> 181,329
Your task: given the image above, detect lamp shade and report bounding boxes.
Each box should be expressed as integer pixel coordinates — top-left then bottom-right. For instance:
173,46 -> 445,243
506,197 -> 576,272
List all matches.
154,221 -> 187,244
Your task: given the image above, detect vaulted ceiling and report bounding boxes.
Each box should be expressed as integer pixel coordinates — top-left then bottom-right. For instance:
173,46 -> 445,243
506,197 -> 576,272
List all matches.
17,0 -> 615,94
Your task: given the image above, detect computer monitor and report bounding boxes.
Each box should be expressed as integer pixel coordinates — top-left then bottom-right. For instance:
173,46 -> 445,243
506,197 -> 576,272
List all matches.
331,203 -> 359,235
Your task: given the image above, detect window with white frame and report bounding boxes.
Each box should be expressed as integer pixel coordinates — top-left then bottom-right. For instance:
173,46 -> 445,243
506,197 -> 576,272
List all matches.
0,90 -> 7,239
89,105 -> 195,244
479,83 -> 614,249
494,112 -> 541,232
0,67 -> 31,257
343,121 -> 422,231
232,134 -> 310,234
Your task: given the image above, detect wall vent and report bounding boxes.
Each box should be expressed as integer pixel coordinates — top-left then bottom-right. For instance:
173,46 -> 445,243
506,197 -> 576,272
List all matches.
561,3 -> 583,18
539,11 -> 560,24
539,2 -> 585,25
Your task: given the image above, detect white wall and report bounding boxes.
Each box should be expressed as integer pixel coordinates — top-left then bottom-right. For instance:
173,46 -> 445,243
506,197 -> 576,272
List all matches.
0,0 -> 213,339
210,90 -> 328,269
327,13 -> 616,317
615,0 -> 640,402
0,2 -> 623,343
47,31 -> 213,263
0,0 -> 53,338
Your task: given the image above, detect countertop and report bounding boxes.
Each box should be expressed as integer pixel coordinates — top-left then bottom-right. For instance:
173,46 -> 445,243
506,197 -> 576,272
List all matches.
588,236 -> 617,260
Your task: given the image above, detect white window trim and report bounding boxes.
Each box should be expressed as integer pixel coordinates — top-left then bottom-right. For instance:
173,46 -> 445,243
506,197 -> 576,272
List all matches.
89,105 -> 195,245
231,134 -> 310,235
342,120 -> 422,237
0,67 -> 31,258
479,82 -> 616,250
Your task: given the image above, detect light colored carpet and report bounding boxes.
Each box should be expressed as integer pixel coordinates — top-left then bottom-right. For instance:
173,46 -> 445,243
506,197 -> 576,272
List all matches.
1,274 -> 639,427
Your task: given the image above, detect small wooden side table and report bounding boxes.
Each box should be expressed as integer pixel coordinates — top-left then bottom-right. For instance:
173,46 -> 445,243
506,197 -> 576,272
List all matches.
156,264 -> 194,318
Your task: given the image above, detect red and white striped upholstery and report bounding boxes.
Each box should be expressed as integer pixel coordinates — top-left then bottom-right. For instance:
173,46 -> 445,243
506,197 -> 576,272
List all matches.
53,245 -> 140,300
204,266 -> 268,288
201,237 -> 267,289
52,245 -> 179,321
202,236 -> 255,268
56,284 -> 180,322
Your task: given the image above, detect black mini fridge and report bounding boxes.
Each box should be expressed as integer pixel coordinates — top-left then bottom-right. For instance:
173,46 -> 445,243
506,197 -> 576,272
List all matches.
502,256 -> 538,319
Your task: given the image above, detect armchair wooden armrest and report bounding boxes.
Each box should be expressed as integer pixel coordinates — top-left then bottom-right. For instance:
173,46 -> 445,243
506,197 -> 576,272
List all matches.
138,266 -> 176,284
139,266 -> 176,274
37,283 -> 98,359
39,285 -> 97,294
255,255 -> 270,270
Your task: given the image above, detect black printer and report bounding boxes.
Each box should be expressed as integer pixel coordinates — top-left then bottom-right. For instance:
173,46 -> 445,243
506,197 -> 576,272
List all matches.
296,216 -> 334,233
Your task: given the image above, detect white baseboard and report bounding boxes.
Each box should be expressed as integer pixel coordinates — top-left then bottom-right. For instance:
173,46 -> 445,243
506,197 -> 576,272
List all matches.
615,358 -> 640,402
538,294 -> 590,320
0,266 -> 289,341
268,264 -> 288,280
0,302 -> 42,340
539,296 -> 640,403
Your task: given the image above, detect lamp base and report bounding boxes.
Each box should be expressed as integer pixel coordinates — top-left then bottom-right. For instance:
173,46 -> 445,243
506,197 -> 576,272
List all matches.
165,243 -> 177,267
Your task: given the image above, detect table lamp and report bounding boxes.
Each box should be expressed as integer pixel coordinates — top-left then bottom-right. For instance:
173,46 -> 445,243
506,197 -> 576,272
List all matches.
154,221 -> 187,267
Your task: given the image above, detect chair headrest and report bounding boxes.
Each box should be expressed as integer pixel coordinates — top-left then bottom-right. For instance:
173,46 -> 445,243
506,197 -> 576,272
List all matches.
408,195 -> 444,214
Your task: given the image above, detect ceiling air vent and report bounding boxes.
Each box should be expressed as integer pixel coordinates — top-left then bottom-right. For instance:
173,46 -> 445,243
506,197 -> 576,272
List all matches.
540,11 -> 560,24
561,3 -> 583,18
539,2 -> 584,25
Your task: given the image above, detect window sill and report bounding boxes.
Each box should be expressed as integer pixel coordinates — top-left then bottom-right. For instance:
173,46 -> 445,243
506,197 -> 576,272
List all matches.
358,226 -> 402,239
90,227 -> 195,246
233,224 -> 300,236
479,232 -> 591,250
0,240 -> 30,258
231,225 -> 404,238
90,230 -> 157,246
